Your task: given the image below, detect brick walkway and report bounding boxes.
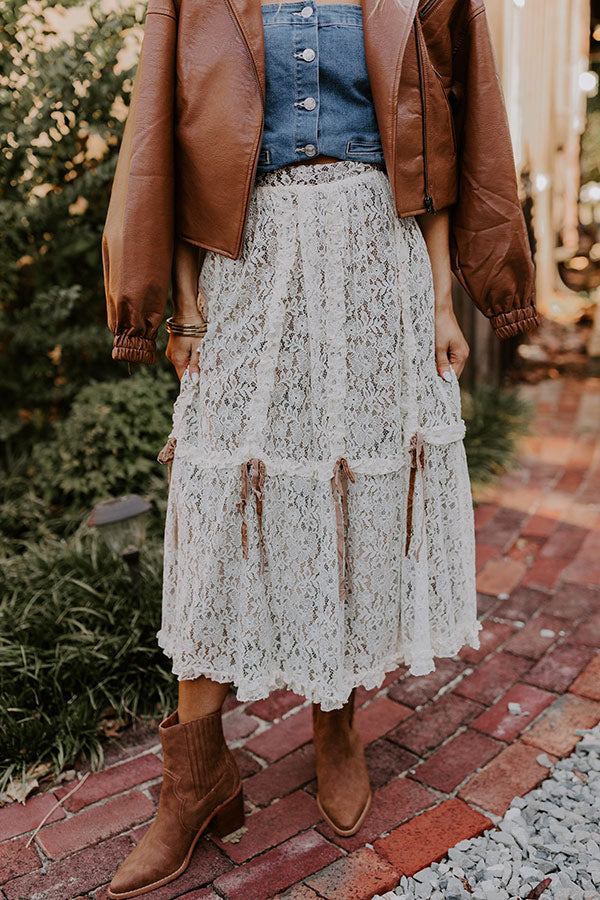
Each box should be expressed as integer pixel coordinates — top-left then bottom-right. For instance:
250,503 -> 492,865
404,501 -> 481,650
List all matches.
1,374 -> 600,900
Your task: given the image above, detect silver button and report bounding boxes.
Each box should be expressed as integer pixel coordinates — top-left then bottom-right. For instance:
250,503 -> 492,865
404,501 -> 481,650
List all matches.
302,96 -> 317,110
300,5 -> 313,16
303,143 -> 317,156
302,47 -> 316,61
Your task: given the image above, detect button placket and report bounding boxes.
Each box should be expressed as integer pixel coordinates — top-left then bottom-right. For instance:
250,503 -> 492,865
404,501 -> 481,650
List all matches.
293,3 -> 319,158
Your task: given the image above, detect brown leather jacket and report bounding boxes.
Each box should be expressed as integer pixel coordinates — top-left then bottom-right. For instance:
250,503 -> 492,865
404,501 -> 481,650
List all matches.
102,0 -> 540,364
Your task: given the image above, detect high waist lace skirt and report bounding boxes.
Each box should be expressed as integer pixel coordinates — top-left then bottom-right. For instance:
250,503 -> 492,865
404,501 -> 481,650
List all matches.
157,158 -> 481,710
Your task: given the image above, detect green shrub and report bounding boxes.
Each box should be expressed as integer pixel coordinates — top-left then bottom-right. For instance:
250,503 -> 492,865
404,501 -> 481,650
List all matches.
0,366 -> 178,552
0,0 -> 172,445
32,366 -> 178,507
0,285 -> 113,443
462,380 -> 534,488
0,531 -> 176,793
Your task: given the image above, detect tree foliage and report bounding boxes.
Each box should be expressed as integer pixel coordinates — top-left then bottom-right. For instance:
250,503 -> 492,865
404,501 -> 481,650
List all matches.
0,0 -> 170,444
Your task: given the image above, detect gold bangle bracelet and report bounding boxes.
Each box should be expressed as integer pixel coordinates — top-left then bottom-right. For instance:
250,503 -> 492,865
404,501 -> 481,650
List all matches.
165,316 -> 208,336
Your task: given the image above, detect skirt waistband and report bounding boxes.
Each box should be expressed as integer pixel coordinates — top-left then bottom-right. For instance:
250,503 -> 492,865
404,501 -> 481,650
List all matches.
254,158 -> 386,190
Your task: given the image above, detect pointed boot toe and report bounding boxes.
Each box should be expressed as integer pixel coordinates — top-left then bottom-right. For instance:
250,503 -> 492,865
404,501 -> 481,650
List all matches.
316,770 -> 372,836
312,689 -> 373,838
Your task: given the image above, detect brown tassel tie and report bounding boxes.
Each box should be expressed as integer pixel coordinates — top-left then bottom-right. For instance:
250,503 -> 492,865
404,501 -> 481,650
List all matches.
330,456 -> 356,605
157,436 -> 177,487
405,431 -> 426,560
236,458 -> 268,574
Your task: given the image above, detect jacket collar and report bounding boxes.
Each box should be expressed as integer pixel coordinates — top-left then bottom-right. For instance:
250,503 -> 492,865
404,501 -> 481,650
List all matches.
222,0 -> 420,122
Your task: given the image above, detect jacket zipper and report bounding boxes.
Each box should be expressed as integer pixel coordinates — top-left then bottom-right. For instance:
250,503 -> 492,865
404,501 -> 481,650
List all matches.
222,0 -> 265,255
414,19 -> 435,213
418,0 -> 440,19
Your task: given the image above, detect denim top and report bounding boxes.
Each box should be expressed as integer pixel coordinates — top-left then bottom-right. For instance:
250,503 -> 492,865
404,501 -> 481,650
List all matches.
256,1 -> 385,172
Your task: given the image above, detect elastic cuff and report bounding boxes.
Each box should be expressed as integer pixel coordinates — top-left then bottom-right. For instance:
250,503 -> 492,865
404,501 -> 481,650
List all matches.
490,305 -> 541,340
112,333 -> 156,364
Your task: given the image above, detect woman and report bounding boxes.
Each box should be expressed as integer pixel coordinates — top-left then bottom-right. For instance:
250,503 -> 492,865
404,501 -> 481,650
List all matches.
102,0 -> 540,895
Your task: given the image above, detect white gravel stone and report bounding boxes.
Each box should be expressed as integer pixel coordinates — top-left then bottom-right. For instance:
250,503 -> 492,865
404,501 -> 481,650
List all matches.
536,752 -> 554,767
444,876 -> 466,898
412,867 -> 437,888
372,719 -> 600,900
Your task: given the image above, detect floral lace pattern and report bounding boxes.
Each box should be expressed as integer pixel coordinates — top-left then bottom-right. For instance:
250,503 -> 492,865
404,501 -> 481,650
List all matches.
157,159 -> 481,710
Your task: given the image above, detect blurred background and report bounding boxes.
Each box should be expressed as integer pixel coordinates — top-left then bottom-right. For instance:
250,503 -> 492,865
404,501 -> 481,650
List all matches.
454,0 -> 600,384
1,0 -> 599,799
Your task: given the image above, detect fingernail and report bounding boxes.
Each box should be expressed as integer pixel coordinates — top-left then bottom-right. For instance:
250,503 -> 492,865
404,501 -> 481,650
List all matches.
441,370 -> 452,382
191,371 -> 199,384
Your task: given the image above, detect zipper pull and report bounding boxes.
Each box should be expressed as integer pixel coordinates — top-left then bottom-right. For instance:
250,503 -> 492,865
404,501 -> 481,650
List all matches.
424,195 -> 435,214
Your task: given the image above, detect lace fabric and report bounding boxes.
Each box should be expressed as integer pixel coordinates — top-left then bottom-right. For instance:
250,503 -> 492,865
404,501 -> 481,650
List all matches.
157,159 -> 481,711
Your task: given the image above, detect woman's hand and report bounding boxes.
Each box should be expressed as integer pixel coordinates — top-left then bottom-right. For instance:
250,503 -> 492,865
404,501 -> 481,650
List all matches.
167,236 -> 208,382
166,331 -> 205,382
414,207 -> 469,381
434,302 -> 469,380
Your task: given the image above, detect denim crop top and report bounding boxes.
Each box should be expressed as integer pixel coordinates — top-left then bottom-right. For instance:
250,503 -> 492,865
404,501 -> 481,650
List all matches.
256,1 -> 385,173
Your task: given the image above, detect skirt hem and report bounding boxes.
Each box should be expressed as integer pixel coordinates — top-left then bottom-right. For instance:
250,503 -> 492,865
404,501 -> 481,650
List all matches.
156,618 -> 483,712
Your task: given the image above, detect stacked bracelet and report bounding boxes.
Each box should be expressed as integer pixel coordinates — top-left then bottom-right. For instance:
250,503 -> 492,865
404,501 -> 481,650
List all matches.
165,316 -> 208,336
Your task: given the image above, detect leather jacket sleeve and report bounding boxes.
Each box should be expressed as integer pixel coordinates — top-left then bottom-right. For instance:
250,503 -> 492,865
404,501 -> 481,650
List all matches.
448,3 -> 541,339
101,0 -> 177,364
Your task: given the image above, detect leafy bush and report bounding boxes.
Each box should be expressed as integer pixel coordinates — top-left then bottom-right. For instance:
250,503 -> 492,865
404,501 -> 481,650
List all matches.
0,366 -> 178,552
0,531 -> 176,793
0,285 -> 113,443
462,380 -> 534,487
32,366 -> 178,506
0,0 -> 172,445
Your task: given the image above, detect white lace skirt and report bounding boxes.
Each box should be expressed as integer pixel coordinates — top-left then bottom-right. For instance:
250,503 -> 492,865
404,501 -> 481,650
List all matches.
157,158 -> 481,711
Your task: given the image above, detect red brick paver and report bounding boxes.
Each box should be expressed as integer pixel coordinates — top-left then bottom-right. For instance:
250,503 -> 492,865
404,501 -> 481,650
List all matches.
53,754 -> 162,813
177,890 -> 221,900
519,692 -> 600,756
244,744 -> 316,807
458,740 -> 560,815
0,834 -> 41,881
569,653 -> 600,700
387,692 -> 482,755
523,642 -> 597,692
271,886 -> 321,900
1,374 -> 599,900
388,657 -> 466,707
212,790 -> 320,863
354,696 -> 413,743
305,846 -> 399,900
212,831 -> 342,900
244,705 -> 313,762
3,836 -> 134,900
453,651 -> 533,705
374,797 -> 493,876
409,729 -> 504,793
0,791 -> 66,842
36,791 -> 155,859
476,556 -> 527,597
469,683 -> 556,741
247,688 -> 305,722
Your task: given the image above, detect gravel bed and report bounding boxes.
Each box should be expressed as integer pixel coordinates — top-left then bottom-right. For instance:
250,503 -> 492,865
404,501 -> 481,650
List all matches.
373,722 -> 600,900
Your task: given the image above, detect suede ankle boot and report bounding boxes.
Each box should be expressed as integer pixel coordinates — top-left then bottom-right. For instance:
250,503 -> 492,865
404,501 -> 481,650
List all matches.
312,688 -> 372,836
107,708 -> 244,899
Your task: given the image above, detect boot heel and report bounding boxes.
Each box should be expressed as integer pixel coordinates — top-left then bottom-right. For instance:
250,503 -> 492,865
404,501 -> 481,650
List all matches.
212,786 -> 245,837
